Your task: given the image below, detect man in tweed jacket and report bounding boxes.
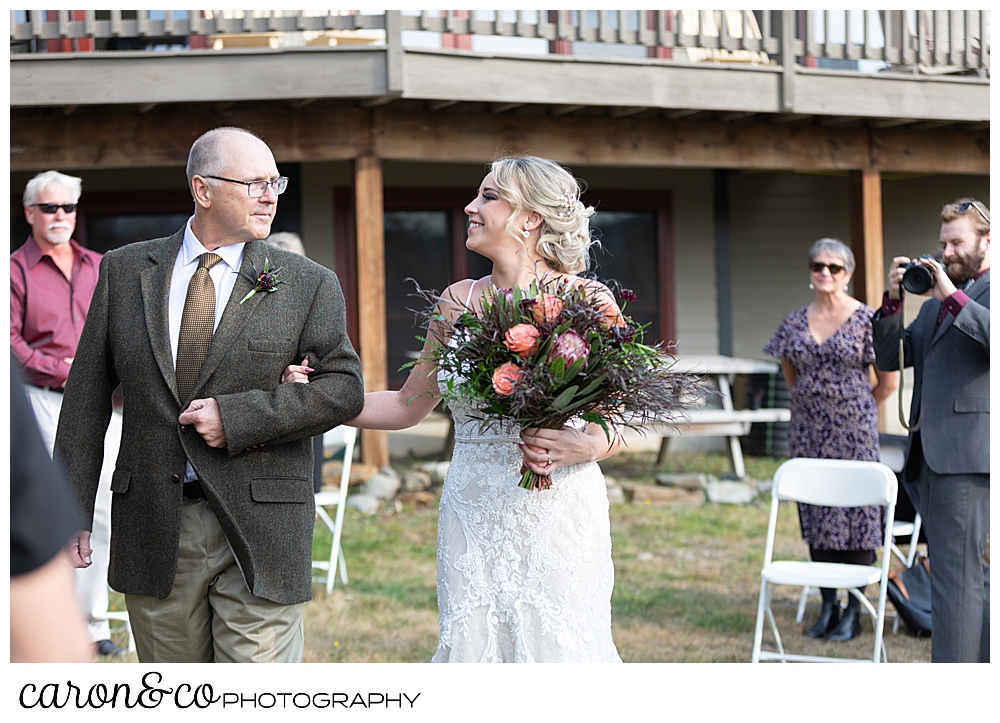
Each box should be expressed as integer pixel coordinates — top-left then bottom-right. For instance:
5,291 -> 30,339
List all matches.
54,128 -> 364,663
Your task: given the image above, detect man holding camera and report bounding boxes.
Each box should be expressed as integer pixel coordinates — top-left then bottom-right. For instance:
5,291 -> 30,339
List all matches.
872,198 -> 989,663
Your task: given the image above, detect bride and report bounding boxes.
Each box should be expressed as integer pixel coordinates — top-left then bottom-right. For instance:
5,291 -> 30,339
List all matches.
294,156 -> 624,663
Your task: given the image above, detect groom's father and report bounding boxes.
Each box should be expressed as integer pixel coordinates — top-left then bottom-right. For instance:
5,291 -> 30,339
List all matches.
55,127 -> 364,663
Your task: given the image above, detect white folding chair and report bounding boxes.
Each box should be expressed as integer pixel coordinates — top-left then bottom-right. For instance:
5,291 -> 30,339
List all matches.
312,425 -> 357,594
102,608 -> 136,654
795,443 -> 919,625
875,440 -> 924,633
794,551 -> 818,624
752,458 -> 897,663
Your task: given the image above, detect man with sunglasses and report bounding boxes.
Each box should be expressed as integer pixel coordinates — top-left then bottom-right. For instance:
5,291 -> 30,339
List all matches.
872,197 -> 990,663
54,127 -> 364,663
11,170 -> 126,659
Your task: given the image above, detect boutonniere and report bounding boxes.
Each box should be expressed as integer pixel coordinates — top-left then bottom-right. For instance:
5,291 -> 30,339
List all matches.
239,258 -> 284,304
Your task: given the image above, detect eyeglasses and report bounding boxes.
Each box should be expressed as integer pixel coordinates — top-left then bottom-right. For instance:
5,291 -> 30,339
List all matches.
957,201 -> 990,226
29,203 -> 77,214
809,261 -> 846,275
204,175 -> 288,198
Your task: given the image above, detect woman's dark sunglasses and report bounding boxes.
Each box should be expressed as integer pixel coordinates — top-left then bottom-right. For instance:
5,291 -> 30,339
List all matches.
30,203 -> 78,214
809,261 -> 845,275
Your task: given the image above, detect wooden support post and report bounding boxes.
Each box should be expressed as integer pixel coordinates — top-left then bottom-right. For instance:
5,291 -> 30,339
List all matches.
355,151 -> 390,469
849,166 -> 888,429
848,167 -> 884,308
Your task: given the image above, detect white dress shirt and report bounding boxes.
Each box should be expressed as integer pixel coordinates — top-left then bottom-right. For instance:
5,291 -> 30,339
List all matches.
168,218 -> 246,367
168,218 -> 245,482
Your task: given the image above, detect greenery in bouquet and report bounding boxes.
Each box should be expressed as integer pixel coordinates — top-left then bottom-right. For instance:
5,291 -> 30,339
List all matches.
407,277 -> 708,491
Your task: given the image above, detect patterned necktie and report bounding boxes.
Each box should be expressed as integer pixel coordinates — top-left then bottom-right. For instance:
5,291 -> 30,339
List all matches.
176,253 -> 222,403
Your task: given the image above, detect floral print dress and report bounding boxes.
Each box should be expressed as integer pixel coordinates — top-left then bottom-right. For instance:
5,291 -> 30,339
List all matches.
764,304 -> 886,551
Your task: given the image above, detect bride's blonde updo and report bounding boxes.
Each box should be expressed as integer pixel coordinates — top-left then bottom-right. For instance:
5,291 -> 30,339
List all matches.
489,155 -> 597,274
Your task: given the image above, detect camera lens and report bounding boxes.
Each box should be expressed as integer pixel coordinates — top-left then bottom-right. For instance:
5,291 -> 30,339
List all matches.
902,264 -> 934,295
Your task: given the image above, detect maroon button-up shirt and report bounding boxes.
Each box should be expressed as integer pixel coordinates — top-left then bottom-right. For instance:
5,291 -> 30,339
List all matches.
10,236 -> 103,389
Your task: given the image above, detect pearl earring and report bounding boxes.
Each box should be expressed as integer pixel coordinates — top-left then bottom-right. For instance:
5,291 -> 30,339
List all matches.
809,283 -> 814,290
522,230 -> 530,239
843,284 -> 849,292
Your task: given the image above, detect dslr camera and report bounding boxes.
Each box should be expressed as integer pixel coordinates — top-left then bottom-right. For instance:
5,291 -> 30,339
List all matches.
901,255 -> 937,295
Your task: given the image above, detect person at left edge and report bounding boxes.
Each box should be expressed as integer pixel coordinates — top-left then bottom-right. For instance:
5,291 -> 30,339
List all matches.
11,360 -> 93,663
10,170 -> 126,658
54,127 -> 365,663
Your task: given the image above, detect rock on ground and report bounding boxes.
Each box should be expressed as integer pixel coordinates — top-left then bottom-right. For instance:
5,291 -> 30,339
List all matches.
397,490 -> 437,508
401,469 -> 433,492
362,467 -> 401,500
346,493 -> 380,515
705,480 -> 757,505
414,461 -> 451,484
655,472 -> 709,490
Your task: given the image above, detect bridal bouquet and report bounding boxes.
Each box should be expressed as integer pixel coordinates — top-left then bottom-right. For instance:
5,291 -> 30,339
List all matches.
408,277 -> 706,491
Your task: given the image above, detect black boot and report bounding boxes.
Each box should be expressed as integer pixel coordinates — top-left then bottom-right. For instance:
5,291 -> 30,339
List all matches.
824,606 -> 862,642
804,599 -> 841,638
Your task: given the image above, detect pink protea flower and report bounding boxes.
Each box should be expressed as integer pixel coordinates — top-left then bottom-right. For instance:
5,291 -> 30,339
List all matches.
547,329 -> 590,367
503,323 -> 540,358
492,361 -> 522,396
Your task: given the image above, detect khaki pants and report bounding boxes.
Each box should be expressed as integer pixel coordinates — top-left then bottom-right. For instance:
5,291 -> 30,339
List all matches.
126,497 -> 304,663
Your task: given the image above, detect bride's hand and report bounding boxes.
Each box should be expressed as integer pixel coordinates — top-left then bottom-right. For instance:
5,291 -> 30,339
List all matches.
520,426 -> 594,475
281,356 -> 313,385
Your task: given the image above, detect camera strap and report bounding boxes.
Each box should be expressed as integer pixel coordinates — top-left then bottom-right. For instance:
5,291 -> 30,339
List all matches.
897,286 -> 921,432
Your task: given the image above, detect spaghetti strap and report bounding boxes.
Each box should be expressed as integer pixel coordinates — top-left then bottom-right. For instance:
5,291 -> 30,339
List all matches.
464,278 -> 478,308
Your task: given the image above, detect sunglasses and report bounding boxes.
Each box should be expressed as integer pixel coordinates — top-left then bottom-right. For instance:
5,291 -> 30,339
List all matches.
30,203 -> 78,214
809,261 -> 845,275
957,201 -> 990,225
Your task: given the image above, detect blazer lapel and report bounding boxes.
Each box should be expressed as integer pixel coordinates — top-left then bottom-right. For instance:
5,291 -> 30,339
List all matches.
140,232 -> 184,406
188,240 -> 267,400
929,270 -> 990,347
968,269 -> 990,299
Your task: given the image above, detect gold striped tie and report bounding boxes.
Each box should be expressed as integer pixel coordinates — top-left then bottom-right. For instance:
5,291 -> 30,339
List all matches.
176,253 -> 222,403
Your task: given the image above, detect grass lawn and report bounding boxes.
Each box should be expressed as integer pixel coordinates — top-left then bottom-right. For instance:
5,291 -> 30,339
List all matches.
103,452 -> 933,664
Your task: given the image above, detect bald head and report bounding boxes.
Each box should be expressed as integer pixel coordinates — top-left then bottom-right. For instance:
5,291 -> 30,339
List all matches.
186,127 -> 270,196
187,127 -> 282,249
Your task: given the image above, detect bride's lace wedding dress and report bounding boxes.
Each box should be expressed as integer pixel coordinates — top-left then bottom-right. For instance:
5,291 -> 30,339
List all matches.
431,390 -> 622,663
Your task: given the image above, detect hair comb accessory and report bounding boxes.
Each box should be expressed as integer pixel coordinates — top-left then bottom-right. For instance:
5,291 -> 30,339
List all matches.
555,189 -> 577,218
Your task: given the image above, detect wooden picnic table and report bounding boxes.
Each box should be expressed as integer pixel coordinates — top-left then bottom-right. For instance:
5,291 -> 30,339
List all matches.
650,355 -> 790,479
412,352 -> 790,476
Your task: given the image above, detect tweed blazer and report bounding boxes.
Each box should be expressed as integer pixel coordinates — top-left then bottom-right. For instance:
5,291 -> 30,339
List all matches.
872,270 -> 989,476
54,230 -> 364,605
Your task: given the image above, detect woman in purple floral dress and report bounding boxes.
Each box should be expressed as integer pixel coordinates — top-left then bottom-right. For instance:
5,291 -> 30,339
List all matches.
764,238 -> 898,642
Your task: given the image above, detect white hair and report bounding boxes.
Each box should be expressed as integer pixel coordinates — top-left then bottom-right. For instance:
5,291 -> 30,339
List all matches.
23,170 -> 82,207
264,232 -> 305,256
489,155 -> 597,274
809,237 -> 856,275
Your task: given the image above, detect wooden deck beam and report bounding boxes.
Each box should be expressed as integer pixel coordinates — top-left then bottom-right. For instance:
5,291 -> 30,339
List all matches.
11,105 -> 988,175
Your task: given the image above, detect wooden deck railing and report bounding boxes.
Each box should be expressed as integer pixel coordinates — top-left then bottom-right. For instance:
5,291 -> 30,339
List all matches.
9,10 -> 990,73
